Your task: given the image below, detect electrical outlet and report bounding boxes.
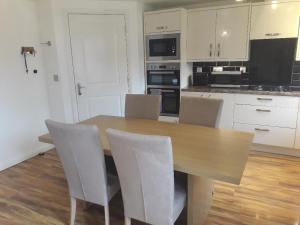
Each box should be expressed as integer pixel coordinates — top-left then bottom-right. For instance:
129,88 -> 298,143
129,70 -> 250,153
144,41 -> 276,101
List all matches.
196,67 -> 202,73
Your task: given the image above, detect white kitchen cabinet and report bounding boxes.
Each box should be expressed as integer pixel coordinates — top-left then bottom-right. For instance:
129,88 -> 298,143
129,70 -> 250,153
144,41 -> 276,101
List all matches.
297,22 -> 300,61
215,6 -> 250,60
234,123 -> 296,148
234,105 -> 298,129
187,10 -> 217,61
181,91 -> 234,129
294,103 -> 300,149
181,91 -> 211,98
209,93 -> 235,129
234,94 -> 299,108
187,5 -> 250,61
250,2 -> 300,40
234,94 -> 299,148
144,9 -> 183,34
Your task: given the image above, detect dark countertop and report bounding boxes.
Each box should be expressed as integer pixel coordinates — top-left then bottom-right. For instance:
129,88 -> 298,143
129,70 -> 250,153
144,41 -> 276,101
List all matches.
181,86 -> 300,97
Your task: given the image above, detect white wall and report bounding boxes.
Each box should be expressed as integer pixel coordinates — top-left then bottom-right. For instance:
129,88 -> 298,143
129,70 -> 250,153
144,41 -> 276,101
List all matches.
37,0 -> 145,122
0,0 -> 51,170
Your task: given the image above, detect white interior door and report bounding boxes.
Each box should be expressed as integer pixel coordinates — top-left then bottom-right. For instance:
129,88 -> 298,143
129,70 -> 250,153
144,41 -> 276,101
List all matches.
69,14 -> 129,121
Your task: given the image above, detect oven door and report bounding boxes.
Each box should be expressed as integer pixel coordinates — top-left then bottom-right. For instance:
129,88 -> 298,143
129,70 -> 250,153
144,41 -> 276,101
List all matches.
148,88 -> 180,116
147,70 -> 180,87
146,34 -> 180,61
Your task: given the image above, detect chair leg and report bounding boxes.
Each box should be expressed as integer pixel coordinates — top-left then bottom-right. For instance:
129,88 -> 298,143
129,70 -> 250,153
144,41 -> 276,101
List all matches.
104,205 -> 110,225
70,197 -> 76,225
125,217 -> 131,225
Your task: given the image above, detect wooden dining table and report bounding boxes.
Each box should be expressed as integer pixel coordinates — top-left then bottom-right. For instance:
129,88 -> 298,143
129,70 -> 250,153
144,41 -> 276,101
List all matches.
39,115 -> 254,225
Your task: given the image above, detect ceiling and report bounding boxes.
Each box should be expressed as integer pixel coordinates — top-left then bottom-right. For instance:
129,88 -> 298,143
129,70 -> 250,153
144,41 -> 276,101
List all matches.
140,0 -> 253,9
120,0 -> 265,9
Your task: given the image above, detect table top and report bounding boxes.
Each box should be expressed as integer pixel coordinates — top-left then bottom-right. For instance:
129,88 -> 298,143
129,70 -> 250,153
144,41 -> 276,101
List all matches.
39,115 -> 254,185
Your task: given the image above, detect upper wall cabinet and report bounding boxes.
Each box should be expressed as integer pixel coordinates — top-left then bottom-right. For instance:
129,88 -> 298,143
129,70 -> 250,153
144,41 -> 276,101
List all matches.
187,5 -> 250,62
215,6 -> 250,61
144,9 -> 184,34
297,24 -> 300,61
250,2 -> 300,40
187,10 -> 217,61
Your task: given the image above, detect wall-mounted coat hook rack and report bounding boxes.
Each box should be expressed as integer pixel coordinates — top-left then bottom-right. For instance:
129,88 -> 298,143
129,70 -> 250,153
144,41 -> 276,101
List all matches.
21,47 -> 36,74
40,41 -> 52,46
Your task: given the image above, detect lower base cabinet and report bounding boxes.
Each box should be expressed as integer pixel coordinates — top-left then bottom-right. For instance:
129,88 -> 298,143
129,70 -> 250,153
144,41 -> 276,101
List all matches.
181,92 -> 234,129
182,91 -> 300,150
233,123 -> 296,148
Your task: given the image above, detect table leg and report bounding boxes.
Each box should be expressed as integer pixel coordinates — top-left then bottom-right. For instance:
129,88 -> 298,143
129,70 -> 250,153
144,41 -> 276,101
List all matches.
187,175 -> 214,225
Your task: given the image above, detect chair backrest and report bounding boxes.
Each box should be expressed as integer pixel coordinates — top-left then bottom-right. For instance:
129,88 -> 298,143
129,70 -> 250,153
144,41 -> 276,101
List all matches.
106,129 -> 174,225
179,96 -> 223,127
45,120 -> 109,206
125,94 -> 161,120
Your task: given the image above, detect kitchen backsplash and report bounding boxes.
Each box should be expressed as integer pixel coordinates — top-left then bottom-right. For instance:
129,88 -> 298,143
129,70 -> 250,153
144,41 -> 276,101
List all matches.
193,61 -> 300,86
193,61 -> 249,74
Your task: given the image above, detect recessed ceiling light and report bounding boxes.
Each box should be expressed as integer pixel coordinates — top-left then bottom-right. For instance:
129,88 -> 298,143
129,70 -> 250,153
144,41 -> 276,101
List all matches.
235,0 -> 244,2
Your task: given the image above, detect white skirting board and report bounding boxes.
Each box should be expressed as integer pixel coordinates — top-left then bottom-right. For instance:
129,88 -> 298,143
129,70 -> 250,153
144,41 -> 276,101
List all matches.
0,144 -> 53,172
251,143 -> 300,157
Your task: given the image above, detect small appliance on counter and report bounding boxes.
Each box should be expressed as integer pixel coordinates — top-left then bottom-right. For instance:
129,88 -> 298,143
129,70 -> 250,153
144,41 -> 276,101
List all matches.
192,65 -> 249,88
146,63 -> 180,116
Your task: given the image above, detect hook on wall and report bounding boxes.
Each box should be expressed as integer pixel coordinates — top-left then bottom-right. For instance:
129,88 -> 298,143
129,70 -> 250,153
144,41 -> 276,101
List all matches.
21,47 -> 36,74
40,41 -> 52,46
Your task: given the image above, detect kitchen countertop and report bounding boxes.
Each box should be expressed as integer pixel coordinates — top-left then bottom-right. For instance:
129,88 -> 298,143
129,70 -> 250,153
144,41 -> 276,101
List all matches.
182,86 -> 300,97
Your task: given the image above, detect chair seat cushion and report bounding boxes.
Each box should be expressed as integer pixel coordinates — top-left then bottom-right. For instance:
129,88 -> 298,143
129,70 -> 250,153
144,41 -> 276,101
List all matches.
107,173 -> 120,200
173,182 -> 187,222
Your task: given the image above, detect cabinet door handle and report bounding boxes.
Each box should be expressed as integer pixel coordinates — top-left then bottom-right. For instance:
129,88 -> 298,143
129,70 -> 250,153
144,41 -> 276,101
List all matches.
257,97 -> 273,101
156,26 -> 164,30
255,128 -> 270,132
265,33 -> 281,37
217,43 -> 220,57
209,43 -> 213,57
256,109 -> 271,112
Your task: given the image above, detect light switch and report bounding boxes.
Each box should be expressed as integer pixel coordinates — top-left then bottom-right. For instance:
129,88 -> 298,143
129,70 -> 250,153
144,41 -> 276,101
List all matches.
53,74 -> 59,82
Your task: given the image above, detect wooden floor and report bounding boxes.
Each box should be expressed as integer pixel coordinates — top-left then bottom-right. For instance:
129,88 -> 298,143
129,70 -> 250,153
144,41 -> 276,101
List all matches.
0,150 -> 300,225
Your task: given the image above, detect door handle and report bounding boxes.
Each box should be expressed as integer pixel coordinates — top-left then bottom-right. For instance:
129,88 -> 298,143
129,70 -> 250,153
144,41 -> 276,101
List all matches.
257,97 -> 273,101
209,43 -> 213,57
255,128 -> 270,132
265,33 -> 281,37
256,109 -> 271,112
77,83 -> 86,96
217,43 -> 220,57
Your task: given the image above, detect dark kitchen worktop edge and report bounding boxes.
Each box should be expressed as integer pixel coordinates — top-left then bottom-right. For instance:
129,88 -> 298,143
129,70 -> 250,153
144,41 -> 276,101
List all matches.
181,86 -> 300,97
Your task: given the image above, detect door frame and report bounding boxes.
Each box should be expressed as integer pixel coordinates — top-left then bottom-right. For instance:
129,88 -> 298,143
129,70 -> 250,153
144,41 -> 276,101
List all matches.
64,10 -> 131,123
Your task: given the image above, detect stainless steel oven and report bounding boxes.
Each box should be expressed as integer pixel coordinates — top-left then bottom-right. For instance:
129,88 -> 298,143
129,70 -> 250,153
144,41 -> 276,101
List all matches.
147,88 -> 180,116
146,33 -> 180,61
146,63 -> 180,116
147,63 -> 180,88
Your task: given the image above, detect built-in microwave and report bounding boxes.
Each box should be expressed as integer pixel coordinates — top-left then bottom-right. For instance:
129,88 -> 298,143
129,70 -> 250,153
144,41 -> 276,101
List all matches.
146,33 -> 180,61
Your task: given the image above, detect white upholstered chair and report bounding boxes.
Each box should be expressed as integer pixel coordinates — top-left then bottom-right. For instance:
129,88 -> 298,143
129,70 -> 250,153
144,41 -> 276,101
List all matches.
45,120 -> 120,225
106,128 -> 186,225
125,94 -> 161,120
179,96 -> 223,127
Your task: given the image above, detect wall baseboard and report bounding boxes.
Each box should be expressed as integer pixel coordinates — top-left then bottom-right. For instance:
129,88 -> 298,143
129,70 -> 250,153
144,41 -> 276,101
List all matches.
251,143 -> 300,157
0,144 -> 53,172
